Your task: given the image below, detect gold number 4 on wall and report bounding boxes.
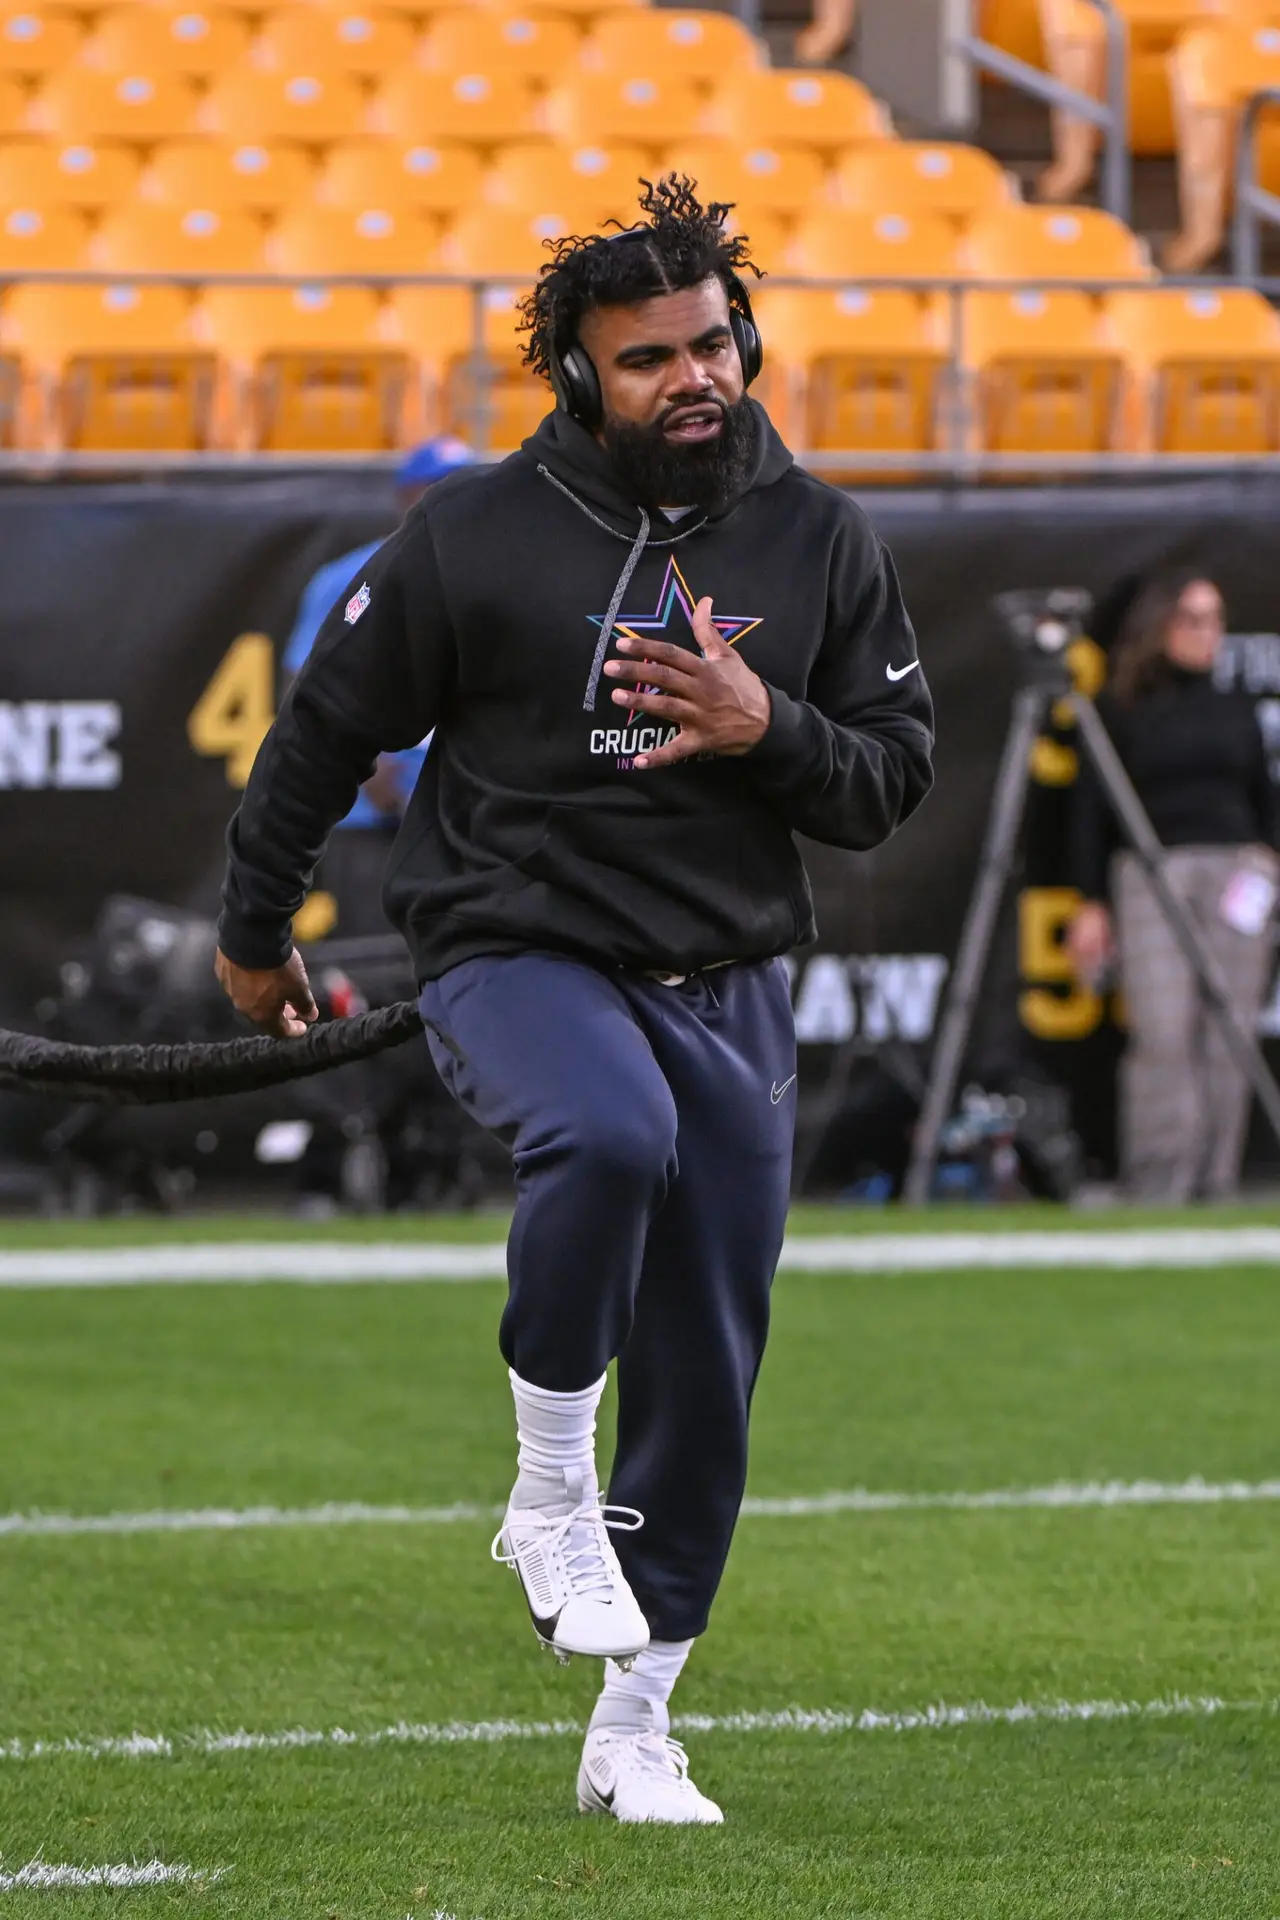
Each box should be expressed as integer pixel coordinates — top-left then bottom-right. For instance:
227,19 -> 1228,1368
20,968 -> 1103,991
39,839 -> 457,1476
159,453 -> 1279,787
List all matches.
187,633 -> 275,789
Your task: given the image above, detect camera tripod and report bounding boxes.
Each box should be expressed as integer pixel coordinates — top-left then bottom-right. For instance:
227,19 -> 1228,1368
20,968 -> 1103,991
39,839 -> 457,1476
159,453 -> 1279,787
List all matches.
904,591 -> 1280,1206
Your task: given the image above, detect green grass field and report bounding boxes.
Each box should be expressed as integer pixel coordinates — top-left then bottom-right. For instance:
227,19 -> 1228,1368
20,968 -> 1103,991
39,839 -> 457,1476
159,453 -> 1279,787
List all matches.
0,1212 -> 1277,1918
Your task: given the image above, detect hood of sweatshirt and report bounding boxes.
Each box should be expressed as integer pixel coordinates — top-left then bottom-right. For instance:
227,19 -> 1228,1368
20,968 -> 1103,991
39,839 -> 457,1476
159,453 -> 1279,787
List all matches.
520,397 -> 794,536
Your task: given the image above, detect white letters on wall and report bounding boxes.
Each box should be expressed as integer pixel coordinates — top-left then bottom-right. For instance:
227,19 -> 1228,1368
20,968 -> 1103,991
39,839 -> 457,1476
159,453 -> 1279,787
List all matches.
0,702 -> 122,790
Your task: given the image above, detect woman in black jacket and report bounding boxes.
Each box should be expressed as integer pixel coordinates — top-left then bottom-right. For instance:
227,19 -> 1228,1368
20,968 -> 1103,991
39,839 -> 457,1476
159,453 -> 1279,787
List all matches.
1068,567 -> 1278,1201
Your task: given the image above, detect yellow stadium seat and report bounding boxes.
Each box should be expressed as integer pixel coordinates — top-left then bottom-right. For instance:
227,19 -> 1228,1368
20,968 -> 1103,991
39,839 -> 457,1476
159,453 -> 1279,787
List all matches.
268,205 -> 439,273
0,73 -> 24,132
583,10 -> 763,82
963,287 -> 1123,452
386,281 -> 543,450
0,138 -> 140,207
142,138 -> 314,210
369,69 -> 538,142
2,282 -> 213,450
788,208 -> 966,281
1107,286 -> 1280,452
705,69 -> 889,152
29,70 -> 199,142
484,139 -> 646,224
832,142 -> 1015,225
81,6 -> 250,76
440,204 -> 575,271
660,140 -> 826,214
717,202 -> 785,271
0,6 -> 81,75
544,73 -> 704,145
505,0 -> 642,15
421,9 -> 582,80
753,283 -> 948,460
3,282 -> 197,361
318,138 -> 483,213
90,203 -> 267,272
254,6 -> 417,77
353,0 -> 451,17
964,204 -> 1151,280
197,284 -> 413,450
199,283 -> 385,356
981,0 -> 1043,71
200,68 -> 365,144
1167,22 -> 1280,272
387,281 -> 527,368
0,204 -> 89,269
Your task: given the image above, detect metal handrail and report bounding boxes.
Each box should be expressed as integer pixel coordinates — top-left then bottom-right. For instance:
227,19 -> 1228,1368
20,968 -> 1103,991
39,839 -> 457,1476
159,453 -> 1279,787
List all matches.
1232,86 -> 1280,280
952,0 -> 1130,223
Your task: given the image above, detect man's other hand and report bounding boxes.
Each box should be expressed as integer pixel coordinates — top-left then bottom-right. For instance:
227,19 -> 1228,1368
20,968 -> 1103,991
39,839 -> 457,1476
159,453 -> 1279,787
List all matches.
214,946 -> 319,1040
602,596 -> 771,770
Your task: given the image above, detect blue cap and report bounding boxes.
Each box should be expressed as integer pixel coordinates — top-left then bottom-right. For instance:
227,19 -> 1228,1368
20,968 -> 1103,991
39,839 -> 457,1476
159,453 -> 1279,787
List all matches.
396,436 -> 475,486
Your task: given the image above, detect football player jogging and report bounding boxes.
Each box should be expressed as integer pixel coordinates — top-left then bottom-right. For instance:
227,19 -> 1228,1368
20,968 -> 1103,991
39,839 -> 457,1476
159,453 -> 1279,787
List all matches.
214,178 -> 935,1825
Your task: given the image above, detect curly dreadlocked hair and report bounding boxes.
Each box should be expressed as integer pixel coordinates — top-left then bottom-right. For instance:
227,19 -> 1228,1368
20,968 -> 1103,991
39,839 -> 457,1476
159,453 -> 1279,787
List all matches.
519,174 -> 760,382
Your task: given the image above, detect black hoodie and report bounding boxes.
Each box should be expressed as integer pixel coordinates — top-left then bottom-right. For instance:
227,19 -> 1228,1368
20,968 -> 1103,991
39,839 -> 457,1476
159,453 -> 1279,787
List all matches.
219,403 -> 935,982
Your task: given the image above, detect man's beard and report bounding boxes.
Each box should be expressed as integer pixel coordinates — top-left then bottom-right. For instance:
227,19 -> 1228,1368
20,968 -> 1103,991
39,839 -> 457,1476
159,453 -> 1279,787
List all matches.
602,395 -> 757,513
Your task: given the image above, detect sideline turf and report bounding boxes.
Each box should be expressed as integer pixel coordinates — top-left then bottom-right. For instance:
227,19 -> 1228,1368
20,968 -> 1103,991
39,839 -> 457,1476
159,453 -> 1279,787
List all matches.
1,1197 -> 1278,1247
0,1241 -> 1276,1917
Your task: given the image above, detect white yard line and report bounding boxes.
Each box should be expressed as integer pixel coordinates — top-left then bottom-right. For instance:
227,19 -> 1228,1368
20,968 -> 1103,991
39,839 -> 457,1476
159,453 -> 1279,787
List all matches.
0,1694 -> 1270,1766
0,1861 -> 224,1890
3,1476 -> 1279,1541
0,1499 -> 505,1538
1,1226 -> 1280,1288
741,1475 -> 1280,1514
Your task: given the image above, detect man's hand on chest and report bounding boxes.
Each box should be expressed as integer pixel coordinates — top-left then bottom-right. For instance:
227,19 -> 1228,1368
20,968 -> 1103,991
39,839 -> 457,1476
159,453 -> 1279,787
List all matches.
602,595 -> 772,770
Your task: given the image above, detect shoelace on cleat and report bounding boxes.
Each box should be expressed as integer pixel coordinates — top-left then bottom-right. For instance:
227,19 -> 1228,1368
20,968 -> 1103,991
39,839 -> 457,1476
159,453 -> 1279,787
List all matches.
491,1500 -> 643,1598
598,1731 -> 698,1790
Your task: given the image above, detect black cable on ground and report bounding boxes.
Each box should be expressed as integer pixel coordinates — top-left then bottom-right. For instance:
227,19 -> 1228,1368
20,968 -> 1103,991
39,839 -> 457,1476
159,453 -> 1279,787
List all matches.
0,1001 -> 424,1105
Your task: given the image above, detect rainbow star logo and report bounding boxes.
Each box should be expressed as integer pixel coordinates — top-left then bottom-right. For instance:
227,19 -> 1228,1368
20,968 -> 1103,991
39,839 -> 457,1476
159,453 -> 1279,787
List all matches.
588,557 -> 763,723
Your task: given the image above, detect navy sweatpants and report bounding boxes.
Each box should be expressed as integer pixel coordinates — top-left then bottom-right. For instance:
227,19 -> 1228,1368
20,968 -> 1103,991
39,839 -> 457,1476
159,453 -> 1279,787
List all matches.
418,952 -> 796,1641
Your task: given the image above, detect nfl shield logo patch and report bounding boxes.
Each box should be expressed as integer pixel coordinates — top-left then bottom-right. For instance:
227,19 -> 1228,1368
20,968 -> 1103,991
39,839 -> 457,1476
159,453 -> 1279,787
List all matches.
344,581 -> 371,624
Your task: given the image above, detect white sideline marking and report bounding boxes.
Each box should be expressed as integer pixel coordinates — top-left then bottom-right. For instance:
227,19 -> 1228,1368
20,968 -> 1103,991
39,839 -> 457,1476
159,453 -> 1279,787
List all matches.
2,1225 -> 1280,1288
0,1694 -> 1270,1766
0,1860 -> 224,1890
3,1477 -> 1280,1541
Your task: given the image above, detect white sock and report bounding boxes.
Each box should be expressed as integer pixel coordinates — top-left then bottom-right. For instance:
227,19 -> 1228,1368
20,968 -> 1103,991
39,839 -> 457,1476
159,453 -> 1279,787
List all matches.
589,1638 -> 695,1738
508,1367 -> 607,1514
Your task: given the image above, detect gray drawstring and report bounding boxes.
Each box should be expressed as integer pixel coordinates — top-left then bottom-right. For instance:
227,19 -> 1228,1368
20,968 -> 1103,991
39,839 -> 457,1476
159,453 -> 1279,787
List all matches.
584,510 -> 648,712
536,464 -> 705,712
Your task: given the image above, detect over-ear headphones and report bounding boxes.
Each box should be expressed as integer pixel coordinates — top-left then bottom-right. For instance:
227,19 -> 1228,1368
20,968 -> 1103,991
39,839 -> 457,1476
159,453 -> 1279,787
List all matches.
549,271 -> 763,434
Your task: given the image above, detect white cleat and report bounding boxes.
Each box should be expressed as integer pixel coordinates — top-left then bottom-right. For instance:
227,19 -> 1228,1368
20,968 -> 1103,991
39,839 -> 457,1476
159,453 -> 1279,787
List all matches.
491,1484 -> 650,1664
577,1727 -> 725,1824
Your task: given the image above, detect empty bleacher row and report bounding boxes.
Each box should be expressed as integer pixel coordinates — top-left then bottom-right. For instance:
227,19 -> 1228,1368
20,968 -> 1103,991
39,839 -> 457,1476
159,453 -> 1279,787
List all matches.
5,213 -> 1277,458
2,0 -> 1280,458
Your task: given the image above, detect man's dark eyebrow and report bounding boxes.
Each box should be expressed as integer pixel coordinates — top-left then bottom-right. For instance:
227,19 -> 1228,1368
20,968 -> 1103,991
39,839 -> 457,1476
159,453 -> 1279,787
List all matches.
613,323 -> 734,368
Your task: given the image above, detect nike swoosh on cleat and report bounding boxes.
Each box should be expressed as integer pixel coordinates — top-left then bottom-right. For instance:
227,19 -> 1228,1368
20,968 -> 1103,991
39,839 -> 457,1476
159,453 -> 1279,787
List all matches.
886,660 -> 920,682
588,1766 -> 616,1808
